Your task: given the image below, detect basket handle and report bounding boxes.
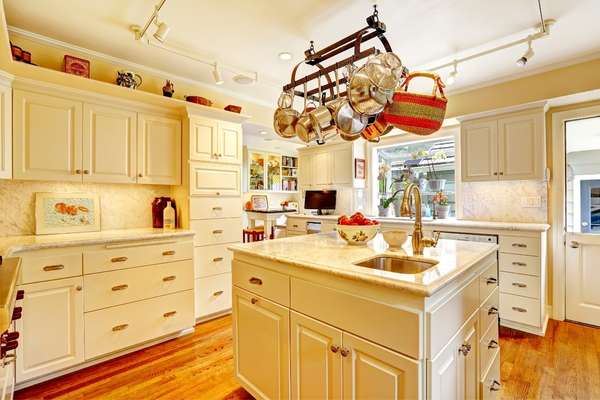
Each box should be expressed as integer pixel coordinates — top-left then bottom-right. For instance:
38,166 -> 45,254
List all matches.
401,72 -> 446,99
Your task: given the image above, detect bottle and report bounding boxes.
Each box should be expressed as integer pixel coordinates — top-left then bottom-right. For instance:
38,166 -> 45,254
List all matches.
163,201 -> 176,230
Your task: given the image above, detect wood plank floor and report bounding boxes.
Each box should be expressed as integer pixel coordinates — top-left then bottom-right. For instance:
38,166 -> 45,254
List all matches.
15,316 -> 600,399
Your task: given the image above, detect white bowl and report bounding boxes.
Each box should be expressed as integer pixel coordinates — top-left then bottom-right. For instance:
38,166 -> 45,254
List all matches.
382,230 -> 408,250
336,224 -> 380,245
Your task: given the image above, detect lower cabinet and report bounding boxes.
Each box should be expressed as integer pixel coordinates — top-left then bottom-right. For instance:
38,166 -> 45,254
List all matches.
195,273 -> 232,319
16,277 -> 84,383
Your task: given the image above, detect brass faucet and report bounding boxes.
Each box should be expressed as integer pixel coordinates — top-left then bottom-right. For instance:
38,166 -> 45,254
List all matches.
400,183 -> 440,255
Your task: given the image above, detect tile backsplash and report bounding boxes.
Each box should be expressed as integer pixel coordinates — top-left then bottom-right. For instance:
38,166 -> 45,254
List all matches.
460,180 -> 548,223
0,180 -> 171,236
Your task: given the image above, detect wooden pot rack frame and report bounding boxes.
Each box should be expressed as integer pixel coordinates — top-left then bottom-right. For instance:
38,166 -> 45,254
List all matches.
283,8 -> 396,103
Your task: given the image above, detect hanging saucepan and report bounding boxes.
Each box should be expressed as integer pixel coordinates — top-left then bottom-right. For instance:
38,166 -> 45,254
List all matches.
361,113 -> 393,143
310,75 -> 336,145
330,66 -> 368,141
273,90 -> 299,138
365,52 -> 404,90
295,83 -> 318,143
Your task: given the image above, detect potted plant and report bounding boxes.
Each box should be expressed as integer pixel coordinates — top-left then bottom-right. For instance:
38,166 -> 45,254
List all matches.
432,191 -> 450,219
427,150 -> 447,192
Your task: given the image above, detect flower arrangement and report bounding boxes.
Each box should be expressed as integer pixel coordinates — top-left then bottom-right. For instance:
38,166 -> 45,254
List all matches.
432,191 -> 448,205
280,200 -> 289,209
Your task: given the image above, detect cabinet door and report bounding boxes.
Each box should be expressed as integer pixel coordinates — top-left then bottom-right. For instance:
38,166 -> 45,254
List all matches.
0,82 -> 11,179
82,103 -> 137,183
291,311 -> 342,400
298,154 -> 313,188
342,332 -> 420,400
217,121 -> 242,164
497,112 -> 544,180
189,116 -> 218,161
331,147 -> 353,185
137,114 -> 182,185
16,277 -> 84,383
13,90 -> 83,182
189,161 -> 241,197
313,152 -> 332,186
460,119 -> 498,182
428,315 -> 478,400
233,287 -> 289,400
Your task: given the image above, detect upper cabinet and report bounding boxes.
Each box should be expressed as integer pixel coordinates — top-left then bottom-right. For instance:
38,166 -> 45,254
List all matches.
298,142 -> 356,188
0,75 -> 12,179
246,149 -> 298,192
461,108 -> 545,182
189,116 -> 241,164
137,113 -> 182,185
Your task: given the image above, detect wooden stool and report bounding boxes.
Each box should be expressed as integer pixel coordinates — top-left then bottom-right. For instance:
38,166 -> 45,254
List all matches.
243,227 -> 265,243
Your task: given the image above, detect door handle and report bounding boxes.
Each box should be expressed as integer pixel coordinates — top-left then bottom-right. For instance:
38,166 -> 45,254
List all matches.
162,250 -> 176,256
213,290 -> 224,296
212,230 -> 223,234
488,306 -> 499,315
512,261 -> 527,266
111,284 -> 128,291
512,243 -> 527,248
111,256 -> 128,263
213,257 -> 224,262
488,339 -> 499,349
512,282 -> 527,288
512,306 -> 527,313
570,241 -> 580,248
249,277 -> 263,285
163,311 -> 177,318
162,275 -> 176,282
486,277 -> 497,285
112,324 -> 129,332
43,264 -> 65,272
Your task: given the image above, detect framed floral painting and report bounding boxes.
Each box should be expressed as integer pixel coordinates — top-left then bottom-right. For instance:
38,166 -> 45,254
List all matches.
35,193 -> 100,235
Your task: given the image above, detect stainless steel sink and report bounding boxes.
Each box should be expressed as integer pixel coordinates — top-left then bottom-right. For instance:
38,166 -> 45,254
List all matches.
354,256 -> 438,274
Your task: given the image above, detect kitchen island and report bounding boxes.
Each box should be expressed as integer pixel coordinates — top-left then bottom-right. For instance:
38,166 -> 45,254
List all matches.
229,232 -> 501,400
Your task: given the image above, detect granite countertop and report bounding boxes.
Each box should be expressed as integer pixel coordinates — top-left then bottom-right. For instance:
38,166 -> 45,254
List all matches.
229,232 -> 498,296
0,228 -> 195,257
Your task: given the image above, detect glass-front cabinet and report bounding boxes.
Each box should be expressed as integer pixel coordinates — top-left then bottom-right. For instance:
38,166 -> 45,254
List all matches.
247,149 -> 297,192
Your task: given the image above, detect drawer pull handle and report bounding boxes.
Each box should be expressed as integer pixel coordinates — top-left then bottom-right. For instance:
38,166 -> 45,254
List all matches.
512,243 -> 527,248
490,380 -> 501,392
212,230 -> 223,234
251,297 -> 258,304
112,324 -> 129,332
293,224 -> 299,228
330,345 -> 339,353
162,275 -> 176,282
570,241 -> 580,249
486,277 -> 497,285
163,311 -> 177,318
111,256 -> 128,263
43,264 -> 64,272
249,277 -> 263,285
488,306 -> 499,315
488,339 -> 499,349
340,347 -> 350,357
512,306 -> 527,313
111,284 -> 128,291
458,343 -> 472,356
213,290 -> 224,296
512,282 -> 527,288
212,207 -> 223,211
162,250 -> 176,256
512,261 -> 527,266
213,257 -> 224,262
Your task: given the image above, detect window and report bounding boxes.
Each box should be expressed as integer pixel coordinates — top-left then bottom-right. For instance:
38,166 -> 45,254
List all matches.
375,136 -> 456,218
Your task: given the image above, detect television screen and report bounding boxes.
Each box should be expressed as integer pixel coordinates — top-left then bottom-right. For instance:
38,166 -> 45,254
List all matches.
304,190 -> 336,211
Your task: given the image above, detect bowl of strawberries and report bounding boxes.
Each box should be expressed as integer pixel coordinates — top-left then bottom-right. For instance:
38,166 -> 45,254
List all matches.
336,212 -> 380,245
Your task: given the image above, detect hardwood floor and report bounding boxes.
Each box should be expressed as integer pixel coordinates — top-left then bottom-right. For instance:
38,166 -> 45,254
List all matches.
16,316 -> 600,399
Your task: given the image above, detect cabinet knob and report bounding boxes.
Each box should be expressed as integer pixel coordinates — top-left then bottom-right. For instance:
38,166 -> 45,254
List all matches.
488,339 -> 499,349
138,173 -> 143,178
499,172 -> 504,175
2,354 -> 16,367
249,277 -> 263,285
570,241 -> 580,249
83,169 -> 89,175
458,343 -> 472,356
340,347 -> 350,357
75,169 -> 82,174
330,345 -> 339,353
75,285 -> 83,291
250,297 -> 258,305
488,306 -> 499,315
490,380 -> 501,392
493,172 -> 498,176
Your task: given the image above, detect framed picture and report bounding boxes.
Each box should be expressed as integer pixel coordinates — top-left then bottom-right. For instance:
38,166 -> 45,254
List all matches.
250,194 -> 268,211
35,193 -> 100,235
355,158 -> 366,179
64,55 -> 90,78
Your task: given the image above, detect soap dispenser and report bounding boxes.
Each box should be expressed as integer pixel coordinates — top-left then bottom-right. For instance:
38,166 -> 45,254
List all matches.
163,201 -> 176,230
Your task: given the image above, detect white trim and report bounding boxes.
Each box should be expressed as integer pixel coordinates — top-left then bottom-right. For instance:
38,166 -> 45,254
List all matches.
551,104 -> 600,321
7,25 -> 275,108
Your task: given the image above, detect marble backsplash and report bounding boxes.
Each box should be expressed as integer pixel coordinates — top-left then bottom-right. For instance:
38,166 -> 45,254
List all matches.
0,180 -> 171,237
460,180 -> 548,223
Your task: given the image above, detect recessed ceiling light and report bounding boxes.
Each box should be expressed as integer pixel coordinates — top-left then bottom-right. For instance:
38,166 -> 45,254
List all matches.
233,73 -> 255,85
264,138 -> 273,142
259,130 -> 268,135
278,52 -> 293,61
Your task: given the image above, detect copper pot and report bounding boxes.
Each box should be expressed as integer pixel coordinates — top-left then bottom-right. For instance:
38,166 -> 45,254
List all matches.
273,91 -> 299,138
331,67 -> 367,141
309,76 -> 336,145
295,83 -> 318,143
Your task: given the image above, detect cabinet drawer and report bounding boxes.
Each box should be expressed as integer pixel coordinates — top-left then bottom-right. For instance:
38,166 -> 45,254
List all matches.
286,231 -> 305,237
194,244 -> 232,278
479,260 -> 498,303
499,253 -> 540,276
84,290 -> 194,360
479,287 -> 499,335
233,261 -> 289,307
189,197 -> 241,220
191,218 -> 241,246
480,351 -> 501,400
84,260 -> 193,312
286,218 -> 307,232
479,319 -> 499,379
499,235 -> 540,256
84,241 -> 193,274
499,272 -> 540,299
20,253 -> 82,284
500,293 -> 540,327
195,273 -> 232,319
291,277 -> 420,359
189,161 -> 241,197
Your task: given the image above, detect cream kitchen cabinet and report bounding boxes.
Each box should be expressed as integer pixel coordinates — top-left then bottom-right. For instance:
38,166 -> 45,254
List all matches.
189,116 -> 241,164
16,276 -> 84,383
189,161 -> 241,197
0,74 -> 12,179
298,142 -> 355,188
461,108 -> 545,182
137,113 -> 182,185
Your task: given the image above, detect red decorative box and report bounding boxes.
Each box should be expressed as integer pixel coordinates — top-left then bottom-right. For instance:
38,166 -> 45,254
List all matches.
225,105 -> 242,113
64,55 -> 90,78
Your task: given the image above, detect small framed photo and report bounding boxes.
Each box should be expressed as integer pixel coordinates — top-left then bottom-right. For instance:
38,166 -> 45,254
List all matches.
355,158 -> 366,179
35,192 -> 100,235
64,55 -> 90,78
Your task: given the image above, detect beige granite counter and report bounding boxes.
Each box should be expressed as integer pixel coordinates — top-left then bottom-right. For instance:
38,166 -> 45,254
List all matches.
0,228 -> 195,257
229,232 -> 497,296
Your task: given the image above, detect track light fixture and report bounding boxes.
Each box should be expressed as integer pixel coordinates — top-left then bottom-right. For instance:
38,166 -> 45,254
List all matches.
516,38 -> 535,67
153,19 -> 170,43
446,61 -> 458,86
212,63 -> 224,85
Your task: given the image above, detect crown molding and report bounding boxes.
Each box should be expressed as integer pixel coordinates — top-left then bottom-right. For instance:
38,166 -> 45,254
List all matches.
7,25 -> 274,109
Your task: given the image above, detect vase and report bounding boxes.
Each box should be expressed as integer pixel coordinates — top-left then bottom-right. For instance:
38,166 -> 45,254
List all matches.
428,179 -> 446,192
436,205 -> 450,219
378,206 -> 387,217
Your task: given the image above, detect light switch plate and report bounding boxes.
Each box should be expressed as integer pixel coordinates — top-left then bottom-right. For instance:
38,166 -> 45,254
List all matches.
521,196 -> 542,208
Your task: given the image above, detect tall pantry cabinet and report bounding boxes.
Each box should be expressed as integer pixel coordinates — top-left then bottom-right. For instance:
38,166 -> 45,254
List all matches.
173,108 -> 247,321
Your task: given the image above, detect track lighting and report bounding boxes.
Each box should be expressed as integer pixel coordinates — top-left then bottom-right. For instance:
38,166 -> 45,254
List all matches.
446,61 -> 458,86
153,20 -> 170,43
212,63 -> 224,85
516,38 -> 535,67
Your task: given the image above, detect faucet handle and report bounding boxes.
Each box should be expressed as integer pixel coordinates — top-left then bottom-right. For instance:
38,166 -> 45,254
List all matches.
422,231 -> 441,249
432,231 -> 441,246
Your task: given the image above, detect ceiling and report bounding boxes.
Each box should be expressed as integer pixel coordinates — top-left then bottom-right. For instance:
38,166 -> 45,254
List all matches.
5,0 -> 600,109
566,116 -> 600,153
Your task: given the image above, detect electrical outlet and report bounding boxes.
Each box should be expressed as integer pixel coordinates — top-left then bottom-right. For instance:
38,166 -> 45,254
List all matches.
521,196 -> 541,208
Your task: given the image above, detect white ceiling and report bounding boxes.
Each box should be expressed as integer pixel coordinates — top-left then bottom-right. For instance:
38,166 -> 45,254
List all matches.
566,116 -> 600,153
5,0 -> 600,108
